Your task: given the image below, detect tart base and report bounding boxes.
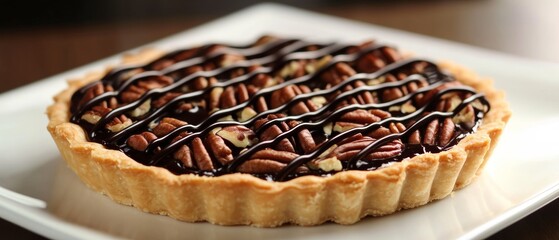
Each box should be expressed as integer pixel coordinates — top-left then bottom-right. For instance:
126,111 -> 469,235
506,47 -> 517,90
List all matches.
47,49 -> 511,227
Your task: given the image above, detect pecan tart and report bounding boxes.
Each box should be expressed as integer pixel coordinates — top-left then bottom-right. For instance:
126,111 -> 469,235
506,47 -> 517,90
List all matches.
47,36 -> 510,227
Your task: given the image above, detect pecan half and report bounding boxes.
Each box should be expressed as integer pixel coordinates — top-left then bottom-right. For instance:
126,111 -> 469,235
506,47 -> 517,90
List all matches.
254,114 -> 295,152
219,53 -> 245,68
415,82 -> 461,107
381,74 -> 404,102
208,87 -> 223,111
152,92 -> 180,108
106,115 -> 133,132
270,85 -> 317,115
220,86 -> 237,108
127,132 -> 157,151
152,117 -> 187,137
207,133 -> 233,165
288,121 -> 316,153
251,71 -> 273,88
238,159 -> 285,174
439,118 -> 455,146
191,137 -> 214,171
238,159 -> 308,174
78,83 -> 118,109
250,148 -> 299,163
356,51 -> 386,73
215,83 -> 251,110
368,122 -> 406,139
151,59 -> 174,71
173,145 -> 194,168
355,47 -> 401,73
328,136 -> 403,161
121,76 -> 173,103
416,116 -> 456,147
339,109 -> 381,124
320,62 -> 356,86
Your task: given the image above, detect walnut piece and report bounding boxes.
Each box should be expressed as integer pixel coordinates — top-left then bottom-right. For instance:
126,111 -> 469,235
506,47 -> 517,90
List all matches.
129,99 -> 151,117
216,126 -> 256,148
309,156 -> 342,172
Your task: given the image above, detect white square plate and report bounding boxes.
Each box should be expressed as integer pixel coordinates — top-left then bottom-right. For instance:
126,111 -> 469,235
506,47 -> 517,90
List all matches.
1,3 -> 558,240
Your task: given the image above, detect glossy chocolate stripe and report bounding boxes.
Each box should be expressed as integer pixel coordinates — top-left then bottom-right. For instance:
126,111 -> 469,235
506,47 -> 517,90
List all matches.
151,74 -> 439,165
76,41 -> 369,138
234,87 -> 482,178
146,58 -> 425,155
68,37 -> 490,181
94,43 -> 393,143
276,91 -> 487,180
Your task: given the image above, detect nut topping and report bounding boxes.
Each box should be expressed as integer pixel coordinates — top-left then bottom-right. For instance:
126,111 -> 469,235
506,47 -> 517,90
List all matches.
339,109 -> 381,124
69,37 -> 491,181
121,76 -> 173,103
191,137 -> 214,171
254,114 -> 295,152
174,145 -> 194,168
106,115 -> 133,132
238,159 -> 286,174
328,136 -> 403,161
127,132 -> 157,151
153,117 -> 187,137
321,62 -> 356,86
250,148 -> 299,163
78,83 -> 118,109
207,133 -> 233,165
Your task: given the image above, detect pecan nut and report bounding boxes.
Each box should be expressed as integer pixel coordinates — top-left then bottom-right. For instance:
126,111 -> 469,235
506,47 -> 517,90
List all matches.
152,117 -> 187,137
329,136 -> 403,161
238,159 -> 285,174
191,137 -> 214,171
106,115 -> 133,132
121,75 -> 173,103
207,133 -> 233,165
173,145 -> 194,168
250,148 -> 299,163
127,132 -> 157,151
288,121 -> 316,153
339,109 -> 381,124
418,117 -> 456,146
320,62 -> 356,86
78,83 -> 117,109
254,114 -> 295,152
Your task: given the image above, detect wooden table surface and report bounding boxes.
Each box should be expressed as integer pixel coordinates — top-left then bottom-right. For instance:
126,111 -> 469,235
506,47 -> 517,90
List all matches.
1,0 -> 558,239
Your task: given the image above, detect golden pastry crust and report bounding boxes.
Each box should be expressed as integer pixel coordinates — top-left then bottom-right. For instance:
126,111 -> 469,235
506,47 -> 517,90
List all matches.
47,47 -> 511,227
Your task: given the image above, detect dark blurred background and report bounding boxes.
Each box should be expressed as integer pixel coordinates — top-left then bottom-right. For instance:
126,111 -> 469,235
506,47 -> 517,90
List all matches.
1,0 -> 559,94
1,0 -> 558,239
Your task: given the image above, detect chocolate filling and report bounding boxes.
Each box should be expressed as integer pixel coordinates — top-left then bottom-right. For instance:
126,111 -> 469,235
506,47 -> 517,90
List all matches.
69,36 -> 490,181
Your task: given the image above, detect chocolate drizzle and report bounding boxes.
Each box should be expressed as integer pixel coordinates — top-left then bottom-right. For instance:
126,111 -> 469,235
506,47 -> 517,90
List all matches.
69,36 -> 490,181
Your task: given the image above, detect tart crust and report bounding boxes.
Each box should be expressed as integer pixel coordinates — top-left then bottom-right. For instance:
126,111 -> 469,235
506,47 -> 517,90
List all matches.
47,48 -> 511,227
